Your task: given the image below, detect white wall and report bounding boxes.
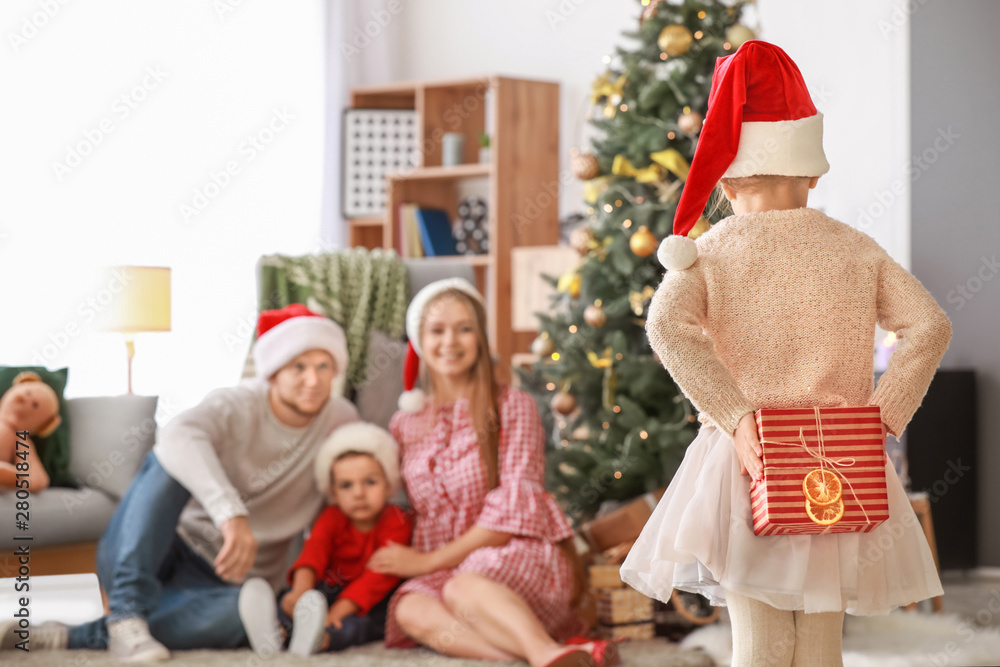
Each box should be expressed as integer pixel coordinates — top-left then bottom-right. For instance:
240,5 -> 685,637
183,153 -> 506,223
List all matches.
0,0 -> 326,417
380,0 -> 910,266
755,0 -> 911,268
910,0 -> 1000,568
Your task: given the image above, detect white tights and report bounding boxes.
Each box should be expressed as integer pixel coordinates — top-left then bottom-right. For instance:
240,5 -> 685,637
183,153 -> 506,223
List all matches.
725,589 -> 845,666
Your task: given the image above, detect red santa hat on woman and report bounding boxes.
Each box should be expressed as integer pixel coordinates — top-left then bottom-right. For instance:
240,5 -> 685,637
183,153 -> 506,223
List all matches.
398,277 -> 485,413
658,40 -> 830,271
313,421 -> 401,499
252,303 -> 348,380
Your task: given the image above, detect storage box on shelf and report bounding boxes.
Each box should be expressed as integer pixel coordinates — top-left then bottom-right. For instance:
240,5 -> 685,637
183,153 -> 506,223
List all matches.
346,75 -> 560,382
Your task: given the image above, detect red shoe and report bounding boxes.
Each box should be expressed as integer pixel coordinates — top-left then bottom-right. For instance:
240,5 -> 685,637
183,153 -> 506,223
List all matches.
542,646 -> 595,667
564,636 -> 624,667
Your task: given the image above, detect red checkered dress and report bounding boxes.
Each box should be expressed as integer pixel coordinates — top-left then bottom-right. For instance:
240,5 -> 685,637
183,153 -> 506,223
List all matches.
384,385 -> 584,648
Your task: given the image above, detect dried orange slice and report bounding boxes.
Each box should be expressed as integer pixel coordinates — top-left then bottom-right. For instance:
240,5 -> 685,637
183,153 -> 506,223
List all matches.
803,469 -> 842,506
805,497 -> 845,526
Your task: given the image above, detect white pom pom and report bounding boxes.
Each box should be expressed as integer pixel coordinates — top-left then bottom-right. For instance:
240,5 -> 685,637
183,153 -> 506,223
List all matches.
657,234 -> 698,270
398,388 -> 426,413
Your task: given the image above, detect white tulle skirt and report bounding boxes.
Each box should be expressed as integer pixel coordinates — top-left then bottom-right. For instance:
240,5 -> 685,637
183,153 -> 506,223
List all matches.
620,424 -> 943,616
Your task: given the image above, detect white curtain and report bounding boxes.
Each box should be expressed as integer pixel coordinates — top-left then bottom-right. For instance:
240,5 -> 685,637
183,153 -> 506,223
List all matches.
320,0 -> 399,249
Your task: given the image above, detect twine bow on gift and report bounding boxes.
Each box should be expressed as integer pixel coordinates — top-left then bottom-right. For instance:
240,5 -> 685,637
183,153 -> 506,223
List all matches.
759,406 -> 882,531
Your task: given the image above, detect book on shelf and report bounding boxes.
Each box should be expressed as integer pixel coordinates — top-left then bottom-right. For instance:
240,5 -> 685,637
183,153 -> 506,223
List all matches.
398,203 -> 424,258
414,208 -> 459,256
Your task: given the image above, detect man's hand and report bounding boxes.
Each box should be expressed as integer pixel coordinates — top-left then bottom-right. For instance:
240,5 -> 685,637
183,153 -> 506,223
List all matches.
368,542 -> 435,578
733,412 -> 763,482
326,598 -> 360,630
215,516 -> 257,583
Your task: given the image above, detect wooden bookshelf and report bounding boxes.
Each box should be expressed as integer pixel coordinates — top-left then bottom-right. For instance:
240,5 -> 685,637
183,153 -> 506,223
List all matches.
347,75 -> 560,382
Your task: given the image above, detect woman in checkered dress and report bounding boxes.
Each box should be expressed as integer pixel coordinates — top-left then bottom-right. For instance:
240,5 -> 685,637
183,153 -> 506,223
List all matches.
368,279 -> 616,667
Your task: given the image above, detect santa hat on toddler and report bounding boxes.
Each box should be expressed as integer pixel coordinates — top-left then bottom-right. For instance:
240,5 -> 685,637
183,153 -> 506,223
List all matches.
658,40 -> 831,272
252,303 -> 348,380
313,422 -> 401,499
398,278 -> 485,413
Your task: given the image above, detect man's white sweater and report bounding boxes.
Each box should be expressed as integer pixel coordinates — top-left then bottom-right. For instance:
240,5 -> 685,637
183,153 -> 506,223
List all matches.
153,378 -> 358,590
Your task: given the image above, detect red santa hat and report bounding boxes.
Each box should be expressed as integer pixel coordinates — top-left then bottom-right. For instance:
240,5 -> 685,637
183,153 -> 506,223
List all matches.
398,278 -> 485,413
658,40 -> 830,271
252,303 -> 348,380
313,421 -> 401,499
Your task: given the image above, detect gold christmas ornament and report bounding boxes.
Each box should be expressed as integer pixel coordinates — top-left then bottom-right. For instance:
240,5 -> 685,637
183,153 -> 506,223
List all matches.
678,110 -> 704,135
726,25 -> 756,50
570,227 -> 595,255
657,24 -> 694,57
629,225 -> 658,258
571,151 -> 601,180
584,303 -> 607,328
530,334 -> 555,357
551,391 -> 577,415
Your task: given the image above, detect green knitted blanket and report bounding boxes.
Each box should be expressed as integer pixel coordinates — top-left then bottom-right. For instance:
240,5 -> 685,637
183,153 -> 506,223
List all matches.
256,248 -> 408,387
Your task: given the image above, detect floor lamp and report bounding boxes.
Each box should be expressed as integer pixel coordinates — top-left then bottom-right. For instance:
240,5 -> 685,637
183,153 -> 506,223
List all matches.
102,266 -> 171,394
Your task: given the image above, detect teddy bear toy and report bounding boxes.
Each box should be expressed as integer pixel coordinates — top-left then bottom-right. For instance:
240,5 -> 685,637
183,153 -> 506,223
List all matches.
0,372 -> 61,491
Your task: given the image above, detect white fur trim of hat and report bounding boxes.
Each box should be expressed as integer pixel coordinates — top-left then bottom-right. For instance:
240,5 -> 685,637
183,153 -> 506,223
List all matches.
398,278 -> 485,412
253,312 -> 348,380
313,421 -> 401,499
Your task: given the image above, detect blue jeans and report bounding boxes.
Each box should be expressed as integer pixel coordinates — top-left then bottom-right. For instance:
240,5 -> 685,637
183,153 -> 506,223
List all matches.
67,452 -> 248,650
276,581 -> 397,652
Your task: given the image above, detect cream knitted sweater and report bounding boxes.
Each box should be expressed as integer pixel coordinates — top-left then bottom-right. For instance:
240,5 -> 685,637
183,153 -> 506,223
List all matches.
646,207 -> 952,439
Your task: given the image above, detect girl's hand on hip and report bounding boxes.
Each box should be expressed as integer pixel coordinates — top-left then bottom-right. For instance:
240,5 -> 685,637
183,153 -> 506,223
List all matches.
733,412 -> 763,482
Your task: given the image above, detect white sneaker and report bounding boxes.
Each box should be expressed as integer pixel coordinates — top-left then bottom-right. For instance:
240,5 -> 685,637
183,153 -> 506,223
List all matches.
0,619 -> 68,651
238,577 -> 283,655
107,617 -> 169,662
288,590 -> 328,656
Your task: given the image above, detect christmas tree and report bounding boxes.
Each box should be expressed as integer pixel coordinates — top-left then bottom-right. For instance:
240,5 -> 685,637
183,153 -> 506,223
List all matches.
518,0 -> 756,524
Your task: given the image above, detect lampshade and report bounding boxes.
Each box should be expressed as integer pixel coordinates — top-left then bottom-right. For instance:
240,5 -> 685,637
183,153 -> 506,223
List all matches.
100,266 -> 171,333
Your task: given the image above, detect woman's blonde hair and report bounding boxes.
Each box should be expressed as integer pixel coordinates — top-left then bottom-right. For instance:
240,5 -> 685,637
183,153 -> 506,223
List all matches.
421,288 -> 501,489
419,288 -> 585,607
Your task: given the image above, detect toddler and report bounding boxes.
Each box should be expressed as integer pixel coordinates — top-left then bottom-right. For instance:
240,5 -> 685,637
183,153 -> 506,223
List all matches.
240,421 -> 411,656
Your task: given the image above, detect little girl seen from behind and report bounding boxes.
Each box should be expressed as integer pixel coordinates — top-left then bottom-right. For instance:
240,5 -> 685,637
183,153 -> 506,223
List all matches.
622,41 -> 952,667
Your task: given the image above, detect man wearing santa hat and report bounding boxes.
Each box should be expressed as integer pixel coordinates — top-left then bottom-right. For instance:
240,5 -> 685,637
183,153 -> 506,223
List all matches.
1,304 -> 359,662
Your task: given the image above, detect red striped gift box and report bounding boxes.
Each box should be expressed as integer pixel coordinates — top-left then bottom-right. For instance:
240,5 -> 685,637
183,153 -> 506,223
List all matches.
750,406 -> 889,536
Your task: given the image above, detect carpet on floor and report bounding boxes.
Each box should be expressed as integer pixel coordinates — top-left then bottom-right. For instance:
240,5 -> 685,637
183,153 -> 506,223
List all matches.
3,639 -> 715,666
680,611 -> 1000,666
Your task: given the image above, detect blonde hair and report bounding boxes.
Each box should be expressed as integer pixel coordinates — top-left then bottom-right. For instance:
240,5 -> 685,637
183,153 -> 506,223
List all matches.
419,288 -> 585,607
706,175 -> 814,219
421,288 -> 501,490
